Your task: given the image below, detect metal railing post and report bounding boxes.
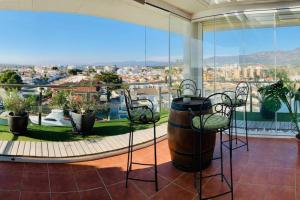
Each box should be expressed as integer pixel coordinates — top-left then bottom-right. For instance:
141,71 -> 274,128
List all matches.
158,87 -> 162,112
249,83 -> 253,113
38,88 -> 43,126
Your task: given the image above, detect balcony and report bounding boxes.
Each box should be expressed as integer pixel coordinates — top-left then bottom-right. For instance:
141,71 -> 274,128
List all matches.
1,0 -> 300,199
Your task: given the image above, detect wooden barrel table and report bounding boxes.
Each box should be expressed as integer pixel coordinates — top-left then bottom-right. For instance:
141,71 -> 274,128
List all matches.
168,97 -> 216,172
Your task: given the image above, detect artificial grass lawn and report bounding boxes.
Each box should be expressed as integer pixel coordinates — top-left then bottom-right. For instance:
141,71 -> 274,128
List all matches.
0,112 -> 169,142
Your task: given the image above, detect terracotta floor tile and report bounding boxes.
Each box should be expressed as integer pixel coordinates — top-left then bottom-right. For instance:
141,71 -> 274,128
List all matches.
264,186 -> 295,200
23,163 -> 48,173
48,164 -> 73,174
0,137 -> 300,199
0,162 -> 24,173
268,167 -> 295,186
239,165 -> 271,185
156,162 -> 183,181
297,175 -> 300,188
98,166 -> 126,186
71,163 -> 95,172
0,190 -> 20,200
50,173 -> 77,192
173,173 -> 198,194
132,169 -> 171,197
295,187 -> 300,200
201,177 -> 232,199
74,170 -> 104,190
108,182 -> 147,200
234,183 -> 268,200
150,183 -> 194,200
79,188 -> 110,200
20,192 -> 50,200
21,172 -> 49,192
51,192 -> 81,200
0,171 -> 22,190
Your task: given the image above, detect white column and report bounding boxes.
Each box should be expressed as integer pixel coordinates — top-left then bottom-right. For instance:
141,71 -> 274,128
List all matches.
185,22 -> 203,92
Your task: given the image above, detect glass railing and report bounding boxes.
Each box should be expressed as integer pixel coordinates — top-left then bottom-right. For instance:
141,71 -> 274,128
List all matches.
0,81 -> 171,142
204,80 -> 300,135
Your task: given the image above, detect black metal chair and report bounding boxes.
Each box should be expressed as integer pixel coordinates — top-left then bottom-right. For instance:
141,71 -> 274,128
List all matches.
190,93 -> 234,200
224,81 -> 249,151
123,89 -> 160,191
177,79 -> 201,98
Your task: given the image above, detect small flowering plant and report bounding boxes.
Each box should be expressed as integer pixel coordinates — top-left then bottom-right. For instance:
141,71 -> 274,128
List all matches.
67,94 -> 99,114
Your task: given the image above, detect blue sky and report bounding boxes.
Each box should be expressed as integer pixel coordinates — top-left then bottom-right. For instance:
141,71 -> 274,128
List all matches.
0,10 -> 183,65
204,26 -> 300,58
0,10 -> 300,64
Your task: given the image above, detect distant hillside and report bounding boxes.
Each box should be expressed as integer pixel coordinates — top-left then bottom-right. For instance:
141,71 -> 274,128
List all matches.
94,60 -> 173,67
204,48 -> 300,66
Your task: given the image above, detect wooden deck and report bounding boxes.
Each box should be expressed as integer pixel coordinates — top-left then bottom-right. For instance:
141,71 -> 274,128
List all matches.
0,124 -> 167,163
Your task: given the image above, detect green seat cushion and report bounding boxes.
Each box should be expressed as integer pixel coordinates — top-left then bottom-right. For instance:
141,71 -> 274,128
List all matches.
223,98 -> 245,107
192,115 -> 229,130
130,108 -> 160,123
180,94 -> 199,98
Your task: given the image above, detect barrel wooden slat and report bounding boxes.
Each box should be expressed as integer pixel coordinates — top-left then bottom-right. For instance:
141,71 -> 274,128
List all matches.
168,97 -> 216,172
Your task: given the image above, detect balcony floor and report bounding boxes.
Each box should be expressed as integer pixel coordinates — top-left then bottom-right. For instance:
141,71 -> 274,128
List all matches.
0,136 -> 299,200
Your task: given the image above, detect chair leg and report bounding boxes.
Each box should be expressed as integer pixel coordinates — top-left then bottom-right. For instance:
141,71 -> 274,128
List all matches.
130,127 -> 134,171
126,125 -> 133,188
234,110 -> 237,145
153,123 -> 158,192
220,130 -> 223,182
229,128 -> 234,200
198,133 -> 202,200
245,105 -> 249,151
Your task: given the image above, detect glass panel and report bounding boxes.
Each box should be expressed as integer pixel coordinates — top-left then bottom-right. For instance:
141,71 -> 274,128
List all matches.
170,14 -> 193,98
203,19 -> 215,97
202,12 -> 277,135
276,9 -> 300,133
145,8 -> 170,112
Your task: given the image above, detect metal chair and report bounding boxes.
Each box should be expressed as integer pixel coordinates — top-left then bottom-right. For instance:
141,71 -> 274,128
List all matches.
177,79 -> 201,97
190,93 -> 234,200
123,89 -> 160,191
224,81 -> 249,151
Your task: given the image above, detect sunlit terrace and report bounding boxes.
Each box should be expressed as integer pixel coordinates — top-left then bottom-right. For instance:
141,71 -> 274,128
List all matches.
1,0 -> 300,200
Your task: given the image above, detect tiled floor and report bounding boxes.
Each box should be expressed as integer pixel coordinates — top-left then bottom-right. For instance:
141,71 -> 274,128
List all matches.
0,136 -> 300,200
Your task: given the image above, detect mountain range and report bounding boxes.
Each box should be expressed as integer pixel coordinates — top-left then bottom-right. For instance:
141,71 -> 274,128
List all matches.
204,48 -> 300,66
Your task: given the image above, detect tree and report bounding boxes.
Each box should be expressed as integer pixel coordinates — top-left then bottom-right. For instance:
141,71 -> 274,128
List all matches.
0,70 -> 23,90
94,72 -> 123,101
68,69 -> 82,75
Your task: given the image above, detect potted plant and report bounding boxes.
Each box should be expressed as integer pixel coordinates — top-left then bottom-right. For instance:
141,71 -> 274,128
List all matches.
49,90 -> 69,114
2,90 -> 34,134
258,84 -> 281,119
259,80 -> 300,139
67,94 -> 98,134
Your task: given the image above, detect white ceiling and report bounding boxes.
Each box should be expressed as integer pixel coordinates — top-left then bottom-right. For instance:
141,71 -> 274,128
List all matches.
1,0 -> 300,28
160,0 -> 300,19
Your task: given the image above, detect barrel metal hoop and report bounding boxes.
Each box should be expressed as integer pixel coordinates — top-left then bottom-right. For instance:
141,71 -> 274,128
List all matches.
168,121 -> 191,129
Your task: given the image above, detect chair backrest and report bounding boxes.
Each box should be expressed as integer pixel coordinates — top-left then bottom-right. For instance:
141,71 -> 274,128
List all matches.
199,92 -> 234,130
123,89 -> 134,121
177,79 -> 200,97
235,81 -> 250,103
